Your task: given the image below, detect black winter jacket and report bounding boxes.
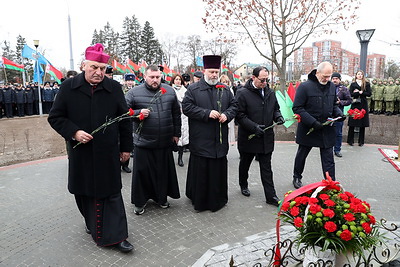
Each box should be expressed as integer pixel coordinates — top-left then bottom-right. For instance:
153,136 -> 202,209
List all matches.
125,83 -> 181,149
293,69 -> 343,148
235,79 -> 283,154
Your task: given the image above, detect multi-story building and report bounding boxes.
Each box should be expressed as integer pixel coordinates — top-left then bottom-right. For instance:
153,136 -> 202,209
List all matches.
294,40 -> 385,79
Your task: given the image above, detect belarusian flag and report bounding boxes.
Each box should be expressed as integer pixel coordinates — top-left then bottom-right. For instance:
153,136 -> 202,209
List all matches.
221,64 -> 229,72
46,64 -> 63,83
113,60 -> 126,73
233,74 -> 240,81
190,68 -> 195,74
162,64 -> 171,76
139,61 -> 147,74
2,57 -> 24,72
127,59 -> 139,71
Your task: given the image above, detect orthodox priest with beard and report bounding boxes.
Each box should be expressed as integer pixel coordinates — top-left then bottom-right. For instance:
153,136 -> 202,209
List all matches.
48,43 -> 134,253
182,55 -> 238,212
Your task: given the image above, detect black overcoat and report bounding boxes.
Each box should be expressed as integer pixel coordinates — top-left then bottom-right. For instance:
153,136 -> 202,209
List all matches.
293,69 -> 343,148
348,81 -> 370,127
48,73 -> 133,198
182,79 -> 238,158
235,79 -> 283,154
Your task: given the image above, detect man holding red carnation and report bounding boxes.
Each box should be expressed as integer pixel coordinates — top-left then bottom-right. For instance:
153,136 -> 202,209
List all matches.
292,62 -> 344,189
48,43 -> 134,252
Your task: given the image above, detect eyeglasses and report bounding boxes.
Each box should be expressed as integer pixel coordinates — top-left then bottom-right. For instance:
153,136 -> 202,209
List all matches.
256,77 -> 269,83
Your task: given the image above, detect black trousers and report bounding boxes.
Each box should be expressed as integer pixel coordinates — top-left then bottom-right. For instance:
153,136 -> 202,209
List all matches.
239,152 -> 277,201
347,126 -> 365,145
293,144 -> 335,181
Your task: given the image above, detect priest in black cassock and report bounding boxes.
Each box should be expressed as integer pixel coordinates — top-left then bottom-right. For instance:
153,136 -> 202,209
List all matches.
48,43 -> 134,253
182,55 -> 238,212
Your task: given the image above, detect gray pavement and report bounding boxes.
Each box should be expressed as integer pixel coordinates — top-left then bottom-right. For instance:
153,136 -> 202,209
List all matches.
1,142 -> 399,266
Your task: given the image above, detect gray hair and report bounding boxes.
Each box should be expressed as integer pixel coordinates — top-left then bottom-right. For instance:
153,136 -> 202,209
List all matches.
316,61 -> 332,72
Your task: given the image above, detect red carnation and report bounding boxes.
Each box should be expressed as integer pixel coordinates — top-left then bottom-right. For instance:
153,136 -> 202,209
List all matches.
368,215 -> 376,224
323,209 -> 335,218
319,193 -> 330,200
281,202 -> 290,211
290,206 -> 300,216
362,222 -> 372,234
309,204 -> 321,214
138,112 -> 145,121
344,191 -> 354,198
339,193 -> 349,201
324,199 -> 336,207
215,84 -> 225,88
294,114 -> 301,122
340,229 -> 353,241
160,87 -> 167,94
128,108 -> 134,116
309,198 -> 319,204
294,217 -> 303,227
343,213 -> 355,222
324,221 -> 337,232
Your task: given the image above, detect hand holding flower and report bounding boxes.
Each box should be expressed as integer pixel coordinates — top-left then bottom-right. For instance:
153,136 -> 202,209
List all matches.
74,130 -> 93,144
219,113 -> 227,123
140,108 -> 150,118
209,110 -> 221,120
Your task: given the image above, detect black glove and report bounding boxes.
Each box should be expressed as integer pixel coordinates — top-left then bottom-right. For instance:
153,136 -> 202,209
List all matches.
312,121 -> 323,130
336,116 -> 346,122
276,117 -> 285,125
254,125 -> 265,137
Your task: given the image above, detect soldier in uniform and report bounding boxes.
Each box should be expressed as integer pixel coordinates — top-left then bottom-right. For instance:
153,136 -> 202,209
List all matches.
105,65 -> 113,79
384,78 -> 396,116
373,79 -> 384,115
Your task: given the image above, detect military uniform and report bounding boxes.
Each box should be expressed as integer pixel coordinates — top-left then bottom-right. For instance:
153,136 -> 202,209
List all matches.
384,79 -> 396,115
369,79 -> 377,112
373,80 -> 384,114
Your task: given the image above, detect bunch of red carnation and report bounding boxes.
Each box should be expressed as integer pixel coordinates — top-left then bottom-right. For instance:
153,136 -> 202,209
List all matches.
279,180 -> 381,255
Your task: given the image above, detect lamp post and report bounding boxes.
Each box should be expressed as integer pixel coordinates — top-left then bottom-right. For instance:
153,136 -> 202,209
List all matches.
33,40 -> 43,115
356,29 -> 375,75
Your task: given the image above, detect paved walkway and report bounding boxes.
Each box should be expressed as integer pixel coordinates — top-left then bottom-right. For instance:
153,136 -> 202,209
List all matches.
1,142 -> 399,266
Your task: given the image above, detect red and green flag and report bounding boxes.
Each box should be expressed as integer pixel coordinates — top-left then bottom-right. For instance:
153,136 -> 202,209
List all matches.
221,64 -> 229,72
46,64 -> 63,83
127,59 -> 139,72
139,61 -> 147,74
113,60 -> 127,73
233,74 -> 240,81
2,57 -> 24,72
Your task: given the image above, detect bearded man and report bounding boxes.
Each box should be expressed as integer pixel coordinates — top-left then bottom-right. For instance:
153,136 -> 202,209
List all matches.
182,55 -> 238,212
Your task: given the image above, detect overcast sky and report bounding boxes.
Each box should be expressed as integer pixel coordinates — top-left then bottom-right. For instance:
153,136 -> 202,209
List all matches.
1,0 -> 399,71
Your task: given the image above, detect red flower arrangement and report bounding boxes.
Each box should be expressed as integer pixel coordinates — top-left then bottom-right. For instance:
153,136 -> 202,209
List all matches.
307,108 -> 366,135
73,108 -> 135,148
278,174 -> 382,256
248,114 -> 301,140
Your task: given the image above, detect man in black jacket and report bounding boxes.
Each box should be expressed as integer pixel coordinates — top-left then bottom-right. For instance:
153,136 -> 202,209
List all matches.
125,65 -> 181,215
292,62 -> 344,189
235,66 -> 284,206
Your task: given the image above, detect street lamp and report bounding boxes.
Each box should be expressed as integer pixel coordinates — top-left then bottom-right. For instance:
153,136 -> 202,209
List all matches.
33,40 -> 43,115
356,29 -> 375,75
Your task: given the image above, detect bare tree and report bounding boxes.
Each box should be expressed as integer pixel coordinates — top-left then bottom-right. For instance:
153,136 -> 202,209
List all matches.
204,38 -> 237,67
184,35 -> 205,69
203,0 -> 360,91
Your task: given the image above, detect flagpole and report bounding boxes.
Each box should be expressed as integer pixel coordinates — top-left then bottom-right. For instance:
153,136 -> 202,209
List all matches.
2,65 -> 8,84
34,40 -> 43,116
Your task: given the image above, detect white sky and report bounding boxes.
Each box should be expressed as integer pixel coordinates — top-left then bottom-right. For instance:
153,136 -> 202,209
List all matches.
1,0 -> 399,71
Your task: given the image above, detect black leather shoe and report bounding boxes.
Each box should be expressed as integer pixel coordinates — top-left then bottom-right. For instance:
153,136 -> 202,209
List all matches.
348,142 -> 354,146
241,187 -> 250,197
114,240 -> 134,253
293,178 -> 302,189
122,166 -> 132,173
85,227 -> 91,234
266,196 -> 280,207
334,151 -> 342,157
359,143 -> 364,147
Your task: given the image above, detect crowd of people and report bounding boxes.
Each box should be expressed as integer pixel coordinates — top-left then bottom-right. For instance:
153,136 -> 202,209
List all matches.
41,42 -> 396,254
